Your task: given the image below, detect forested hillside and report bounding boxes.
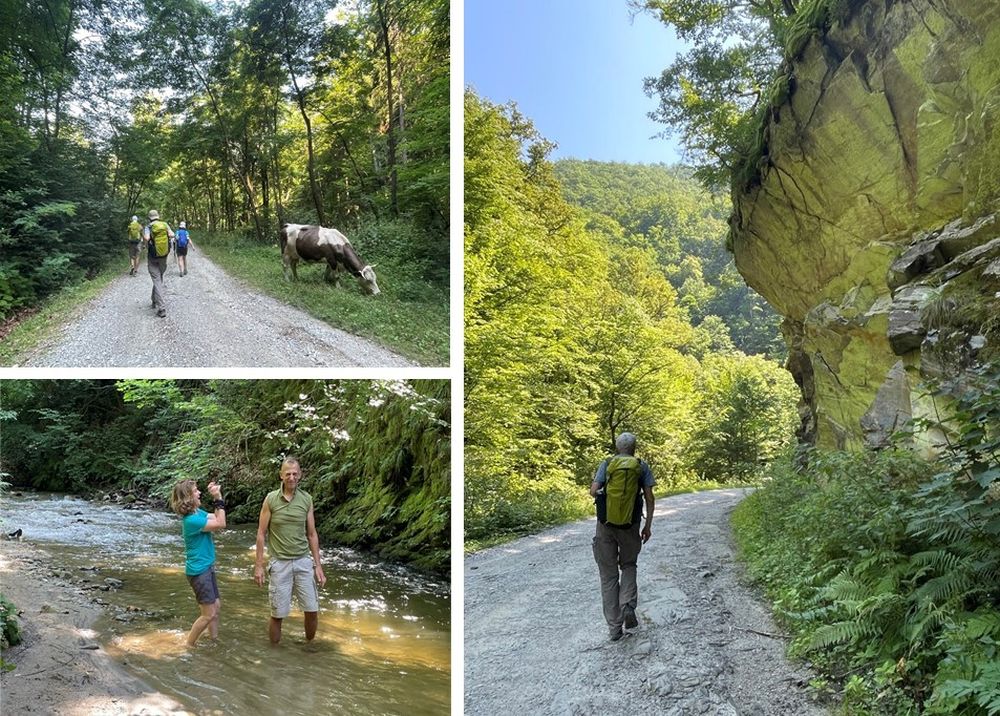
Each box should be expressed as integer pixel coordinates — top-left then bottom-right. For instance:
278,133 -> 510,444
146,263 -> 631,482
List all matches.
553,160 -> 784,358
0,379 -> 450,573
0,0 -> 447,327
464,91 -> 797,543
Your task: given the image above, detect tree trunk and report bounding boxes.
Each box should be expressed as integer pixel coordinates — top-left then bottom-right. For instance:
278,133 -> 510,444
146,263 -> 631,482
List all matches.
375,0 -> 398,217
279,8 -> 325,226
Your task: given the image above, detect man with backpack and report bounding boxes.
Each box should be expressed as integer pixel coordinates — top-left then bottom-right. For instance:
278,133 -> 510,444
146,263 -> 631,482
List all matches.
143,209 -> 174,318
590,432 -> 655,641
127,215 -> 142,276
175,221 -> 192,276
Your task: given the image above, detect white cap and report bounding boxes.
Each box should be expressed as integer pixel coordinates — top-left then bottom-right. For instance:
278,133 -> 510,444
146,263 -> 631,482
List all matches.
131,215 -> 138,222
179,221 -> 186,228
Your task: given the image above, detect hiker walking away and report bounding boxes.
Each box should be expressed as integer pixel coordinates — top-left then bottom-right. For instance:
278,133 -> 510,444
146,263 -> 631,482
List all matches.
254,457 -> 327,643
143,209 -> 174,318
591,432 -> 655,641
127,215 -> 142,276
169,479 -> 226,647
175,221 -> 193,276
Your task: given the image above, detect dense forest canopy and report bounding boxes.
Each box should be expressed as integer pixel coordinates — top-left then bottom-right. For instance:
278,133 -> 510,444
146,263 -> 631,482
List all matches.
464,91 -> 797,542
552,160 -> 783,358
0,0 -> 448,320
0,379 -> 450,573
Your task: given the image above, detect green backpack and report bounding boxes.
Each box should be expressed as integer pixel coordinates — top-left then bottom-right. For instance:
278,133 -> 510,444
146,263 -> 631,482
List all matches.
149,220 -> 171,257
599,455 -> 643,528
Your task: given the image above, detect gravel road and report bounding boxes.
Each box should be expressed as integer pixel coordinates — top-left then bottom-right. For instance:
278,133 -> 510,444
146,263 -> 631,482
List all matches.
465,489 -> 831,716
22,248 -> 414,367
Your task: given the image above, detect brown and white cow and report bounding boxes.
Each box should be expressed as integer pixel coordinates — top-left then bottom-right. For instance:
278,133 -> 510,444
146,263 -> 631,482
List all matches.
279,223 -> 380,295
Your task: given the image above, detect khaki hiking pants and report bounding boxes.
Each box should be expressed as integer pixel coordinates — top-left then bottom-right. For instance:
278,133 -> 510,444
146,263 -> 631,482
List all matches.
593,521 -> 642,633
148,255 -> 168,311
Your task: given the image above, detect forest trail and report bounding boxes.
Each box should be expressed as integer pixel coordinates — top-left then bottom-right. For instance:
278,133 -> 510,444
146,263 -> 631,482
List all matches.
22,248 -> 413,367
465,489 -> 830,716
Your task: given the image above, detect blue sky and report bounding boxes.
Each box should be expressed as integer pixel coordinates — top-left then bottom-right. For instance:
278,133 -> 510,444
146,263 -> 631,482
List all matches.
465,0 -> 687,165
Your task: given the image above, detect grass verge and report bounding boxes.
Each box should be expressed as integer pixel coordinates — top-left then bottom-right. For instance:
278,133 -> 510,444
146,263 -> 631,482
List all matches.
198,232 -> 448,365
0,265 -> 119,365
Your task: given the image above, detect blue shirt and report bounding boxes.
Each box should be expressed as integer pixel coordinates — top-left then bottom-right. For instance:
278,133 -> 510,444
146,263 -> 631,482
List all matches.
181,509 -> 216,576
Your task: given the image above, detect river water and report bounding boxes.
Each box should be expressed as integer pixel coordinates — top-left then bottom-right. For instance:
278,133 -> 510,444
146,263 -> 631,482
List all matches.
2,493 -> 450,715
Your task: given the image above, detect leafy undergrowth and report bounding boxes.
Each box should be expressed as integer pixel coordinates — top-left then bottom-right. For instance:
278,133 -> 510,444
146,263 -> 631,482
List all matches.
0,264 -> 119,365
198,231 -> 449,366
733,365 -> 1000,715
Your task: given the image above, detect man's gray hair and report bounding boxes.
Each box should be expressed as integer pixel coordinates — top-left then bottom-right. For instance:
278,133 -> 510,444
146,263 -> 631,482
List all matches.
615,432 -> 637,455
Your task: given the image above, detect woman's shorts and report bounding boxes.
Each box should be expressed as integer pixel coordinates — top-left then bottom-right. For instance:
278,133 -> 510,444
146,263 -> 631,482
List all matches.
176,245 -> 188,257
267,555 -> 318,618
128,241 -> 141,259
187,565 -> 220,604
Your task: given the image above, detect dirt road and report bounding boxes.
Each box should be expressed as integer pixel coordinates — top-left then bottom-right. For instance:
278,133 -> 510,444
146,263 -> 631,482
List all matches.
22,248 -> 413,367
465,489 -> 830,716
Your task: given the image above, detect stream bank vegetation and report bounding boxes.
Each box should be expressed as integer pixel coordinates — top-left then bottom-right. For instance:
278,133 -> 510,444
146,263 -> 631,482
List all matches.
0,0 -> 448,362
0,379 -> 450,574
464,92 -> 797,549
733,365 -> 1000,714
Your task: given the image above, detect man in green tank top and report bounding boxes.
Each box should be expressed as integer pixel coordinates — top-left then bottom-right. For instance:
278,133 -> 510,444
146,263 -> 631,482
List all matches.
254,457 -> 327,643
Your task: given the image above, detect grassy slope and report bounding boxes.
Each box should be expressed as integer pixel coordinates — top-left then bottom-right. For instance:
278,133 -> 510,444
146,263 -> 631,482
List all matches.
198,233 -> 449,365
0,265 -> 120,365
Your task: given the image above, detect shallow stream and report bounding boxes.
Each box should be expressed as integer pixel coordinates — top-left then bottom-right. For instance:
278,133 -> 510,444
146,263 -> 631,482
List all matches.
2,493 -> 450,715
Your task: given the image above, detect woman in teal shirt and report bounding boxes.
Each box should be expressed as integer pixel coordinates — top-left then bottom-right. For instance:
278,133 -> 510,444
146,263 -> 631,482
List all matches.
170,479 -> 226,646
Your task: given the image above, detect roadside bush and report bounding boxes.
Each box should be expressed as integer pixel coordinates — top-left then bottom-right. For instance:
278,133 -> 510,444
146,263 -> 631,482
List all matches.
0,592 -> 21,654
733,364 -> 1000,714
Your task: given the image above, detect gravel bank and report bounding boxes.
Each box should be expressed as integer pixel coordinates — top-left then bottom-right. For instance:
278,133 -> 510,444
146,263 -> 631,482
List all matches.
0,539 -> 191,716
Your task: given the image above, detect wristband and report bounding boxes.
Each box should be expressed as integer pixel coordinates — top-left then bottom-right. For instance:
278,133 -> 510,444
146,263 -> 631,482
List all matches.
213,499 -> 226,509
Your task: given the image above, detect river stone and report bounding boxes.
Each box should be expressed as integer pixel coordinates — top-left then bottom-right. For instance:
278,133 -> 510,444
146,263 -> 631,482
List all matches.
104,577 -> 123,589
860,361 -> 912,448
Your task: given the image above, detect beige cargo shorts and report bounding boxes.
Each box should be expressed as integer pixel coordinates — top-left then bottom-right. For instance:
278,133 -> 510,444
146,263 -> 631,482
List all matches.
268,555 -> 319,618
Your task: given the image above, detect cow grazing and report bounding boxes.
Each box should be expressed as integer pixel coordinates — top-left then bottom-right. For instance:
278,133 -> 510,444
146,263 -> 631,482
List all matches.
279,223 -> 380,295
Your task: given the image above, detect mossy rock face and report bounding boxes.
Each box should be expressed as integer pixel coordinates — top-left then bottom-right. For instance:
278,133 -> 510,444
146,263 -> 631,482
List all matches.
732,0 -> 1000,447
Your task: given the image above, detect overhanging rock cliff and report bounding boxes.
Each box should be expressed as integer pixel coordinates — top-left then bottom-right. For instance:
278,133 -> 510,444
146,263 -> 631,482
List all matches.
730,0 -> 1000,449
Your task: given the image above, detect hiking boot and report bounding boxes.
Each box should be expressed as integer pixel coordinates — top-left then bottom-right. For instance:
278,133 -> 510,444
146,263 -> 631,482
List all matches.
609,627 -> 624,642
157,308 -> 166,318
623,606 -> 638,630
